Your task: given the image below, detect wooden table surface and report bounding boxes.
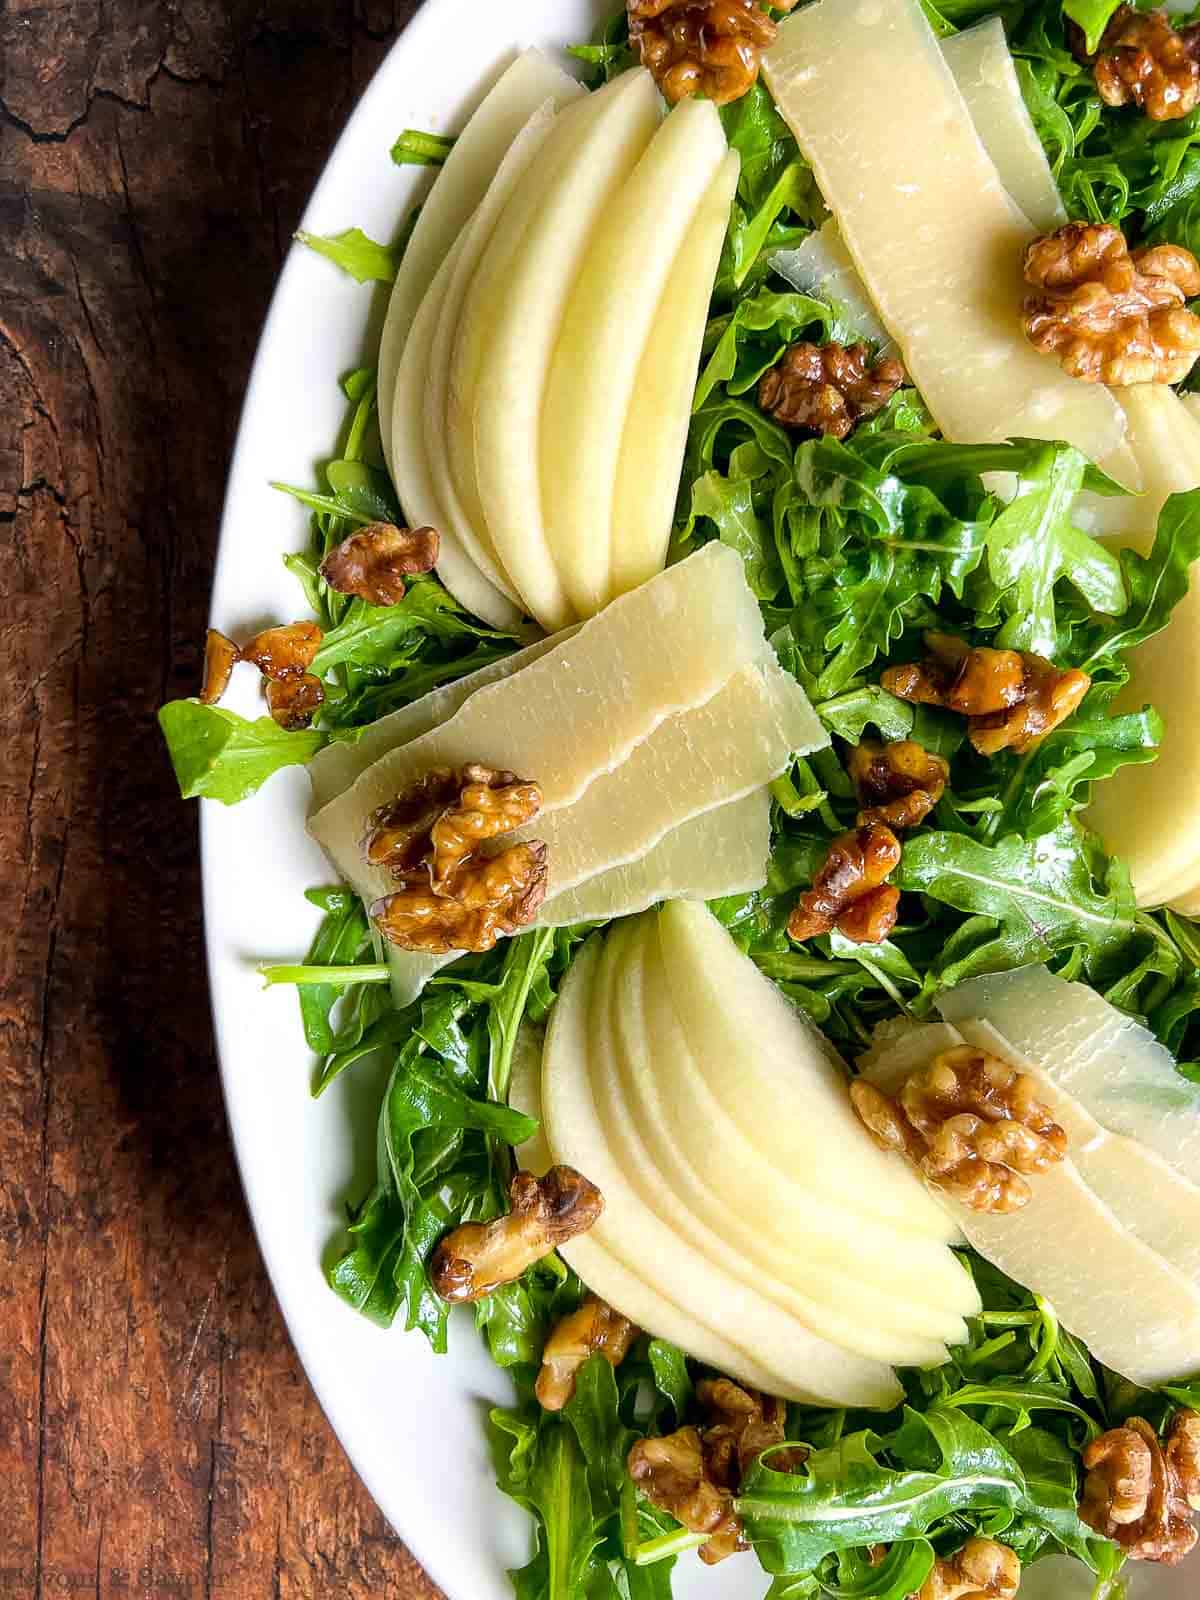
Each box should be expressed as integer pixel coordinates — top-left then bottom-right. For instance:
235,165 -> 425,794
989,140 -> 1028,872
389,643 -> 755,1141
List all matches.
0,3 -> 443,1595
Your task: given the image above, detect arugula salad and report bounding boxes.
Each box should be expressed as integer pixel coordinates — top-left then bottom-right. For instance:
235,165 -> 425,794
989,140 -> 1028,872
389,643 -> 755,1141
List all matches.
161,1 -> 1200,1596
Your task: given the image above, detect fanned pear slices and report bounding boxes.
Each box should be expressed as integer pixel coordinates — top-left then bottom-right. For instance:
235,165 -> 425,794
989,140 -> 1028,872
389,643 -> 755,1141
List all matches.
860,982 -> 1200,1385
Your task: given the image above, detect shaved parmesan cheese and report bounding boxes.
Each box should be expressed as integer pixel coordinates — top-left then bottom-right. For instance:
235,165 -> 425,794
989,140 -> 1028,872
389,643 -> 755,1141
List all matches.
941,20 -> 1067,234
769,221 -> 894,348
762,0 -> 1126,460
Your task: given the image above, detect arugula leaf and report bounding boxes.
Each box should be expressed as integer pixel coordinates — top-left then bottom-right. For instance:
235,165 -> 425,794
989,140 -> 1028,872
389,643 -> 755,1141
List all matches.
158,701 -> 325,803
295,226 -> 398,283
294,887 -> 372,1053
1080,492 -> 1200,672
493,1411 -> 607,1600
311,579 -> 510,674
1061,0 -> 1124,55
390,128 -> 455,166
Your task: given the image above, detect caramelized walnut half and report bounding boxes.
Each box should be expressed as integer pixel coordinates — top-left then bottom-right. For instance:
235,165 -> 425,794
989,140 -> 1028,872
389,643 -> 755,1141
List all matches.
429,766 -> 544,890
200,629 -> 240,705
371,840 -> 549,955
1091,7 -> 1200,121
850,1045 -> 1067,1214
627,0 -> 793,106
918,1538 -> 1021,1600
758,341 -> 905,440
882,632 -> 1091,755
628,1381 -> 804,1566
787,823 -> 902,946
1081,1413 -> 1200,1563
535,1295 -> 639,1412
239,620 -> 323,681
848,739 -> 949,831
319,522 -> 439,607
265,673 -> 324,730
430,1166 -> 603,1305
1023,222 -> 1200,386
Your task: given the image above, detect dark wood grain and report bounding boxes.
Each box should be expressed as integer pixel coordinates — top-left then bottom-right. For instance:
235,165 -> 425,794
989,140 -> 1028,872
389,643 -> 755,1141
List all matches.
0,3 -> 443,1595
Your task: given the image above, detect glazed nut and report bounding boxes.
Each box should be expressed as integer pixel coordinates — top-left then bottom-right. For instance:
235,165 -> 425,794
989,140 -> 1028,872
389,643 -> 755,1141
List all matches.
917,1537 -> 1021,1600
627,0 -> 785,106
239,620 -> 323,681
318,522 -> 439,607
199,629 -> 240,705
758,341 -> 905,440
430,1166 -> 603,1305
535,1294 -> 639,1411
365,765 -> 543,887
628,1429 -> 745,1562
1081,1413 -> 1200,1564
370,840 -> 549,955
787,823 -> 902,946
1023,221 -> 1200,386
265,672 -> 324,731
848,738 -> 949,831
1091,7 -> 1200,121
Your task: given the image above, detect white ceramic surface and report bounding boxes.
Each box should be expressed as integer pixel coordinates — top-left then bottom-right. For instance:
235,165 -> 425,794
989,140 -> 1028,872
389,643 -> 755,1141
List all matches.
200,4 -> 1189,1595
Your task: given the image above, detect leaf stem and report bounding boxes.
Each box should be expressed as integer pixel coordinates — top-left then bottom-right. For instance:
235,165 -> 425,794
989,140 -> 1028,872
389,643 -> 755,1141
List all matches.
259,962 -> 391,987
632,1528 -> 711,1567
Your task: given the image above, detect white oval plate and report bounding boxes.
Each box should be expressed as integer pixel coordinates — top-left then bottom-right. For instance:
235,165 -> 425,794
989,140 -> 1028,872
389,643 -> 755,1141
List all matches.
200,4 -> 1188,1596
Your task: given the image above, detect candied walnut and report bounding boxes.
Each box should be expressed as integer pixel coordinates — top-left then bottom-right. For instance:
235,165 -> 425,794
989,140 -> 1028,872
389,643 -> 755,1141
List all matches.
535,1295 -> 639,1412
239,620 -> 323,681
850,1045 -> 1067,1214
629,1429 -> 744,1561
199,629 -> 240,705
428,765 -> 544,890
882,633 -> 1091,755
370,840 -> 549,954
1166,1409 -> 1200,1512
1081,1415 -> 1200,1563
1022,221 -> 1200,386
758,341 -> 905,440
787,823 -> 902,946
1090,7 -> 1200,121
627,0 -> 790,106
364,768 -> 463,877
265,672 -> 324,731
318,522 -> 439,607
918,1537 -> 1021,1600
430,1166 -> 603,1304
697,1378 -> 805,1487
848,739 -> 949,831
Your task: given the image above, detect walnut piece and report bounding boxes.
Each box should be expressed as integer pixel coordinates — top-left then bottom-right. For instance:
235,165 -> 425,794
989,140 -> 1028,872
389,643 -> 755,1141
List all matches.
917,1538 -> 1021,1600
1081,1413 -> 1200,1563
850,1044 -> 1067,1214
239,620 -> 323,681
265,673 -> 324,730
628,1379 -> 804,1566
200,629 -> 240,705
787,823 -> 902,945
627,0 -> 792,106
758,341 -> 905,440
318,522 -> 439,607
882,632 -> 1091,755
1023,221 -> 1200,386
364,765 -> 548,953
848,739 -> 949,831
370,840 -> 549,955
430,1167 -> 603,1305
535,1294 -> 639,1411
1091,7 -> 1200,121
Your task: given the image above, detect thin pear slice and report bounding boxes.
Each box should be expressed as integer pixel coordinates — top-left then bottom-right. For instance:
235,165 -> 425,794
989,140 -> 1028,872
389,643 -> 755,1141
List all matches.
389,232 -> 522,629
461,69 -> 662,630
602,922 -> 973,1357
421,96 -> 570,603
377,48 -> 580,477
623,919 -> 977,1316
861,1026 -> 1200,1385
607,151 -> 740,601
511,1032 -> 798,1397
542,937 -> 904,1408
937,965 -> 1200,1186
657,901 -> 960,1244
541,96 -> 728,618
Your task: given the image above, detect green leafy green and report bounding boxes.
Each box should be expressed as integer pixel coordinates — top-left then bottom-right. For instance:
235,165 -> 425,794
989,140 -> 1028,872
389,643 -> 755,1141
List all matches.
1061,0 -> 1123,55
295,226 -> 399,283
390,128 -> 455,166
158,701 -> 326,803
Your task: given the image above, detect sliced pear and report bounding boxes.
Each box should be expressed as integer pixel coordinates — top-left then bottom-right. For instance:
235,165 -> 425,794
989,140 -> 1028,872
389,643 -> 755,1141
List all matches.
605,920 -> 974,1358
388,232 -> 523,630
455,70 -> 662,630
861,1024 -> 1200,1385
937,965 -> 1200,1186
542,937 -> 904,1408
762,0 -> 1126,461
657,901 -> 962,1244
608,151 -> 740,601
377,48 -> 580,478
540,96 -> 729,618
